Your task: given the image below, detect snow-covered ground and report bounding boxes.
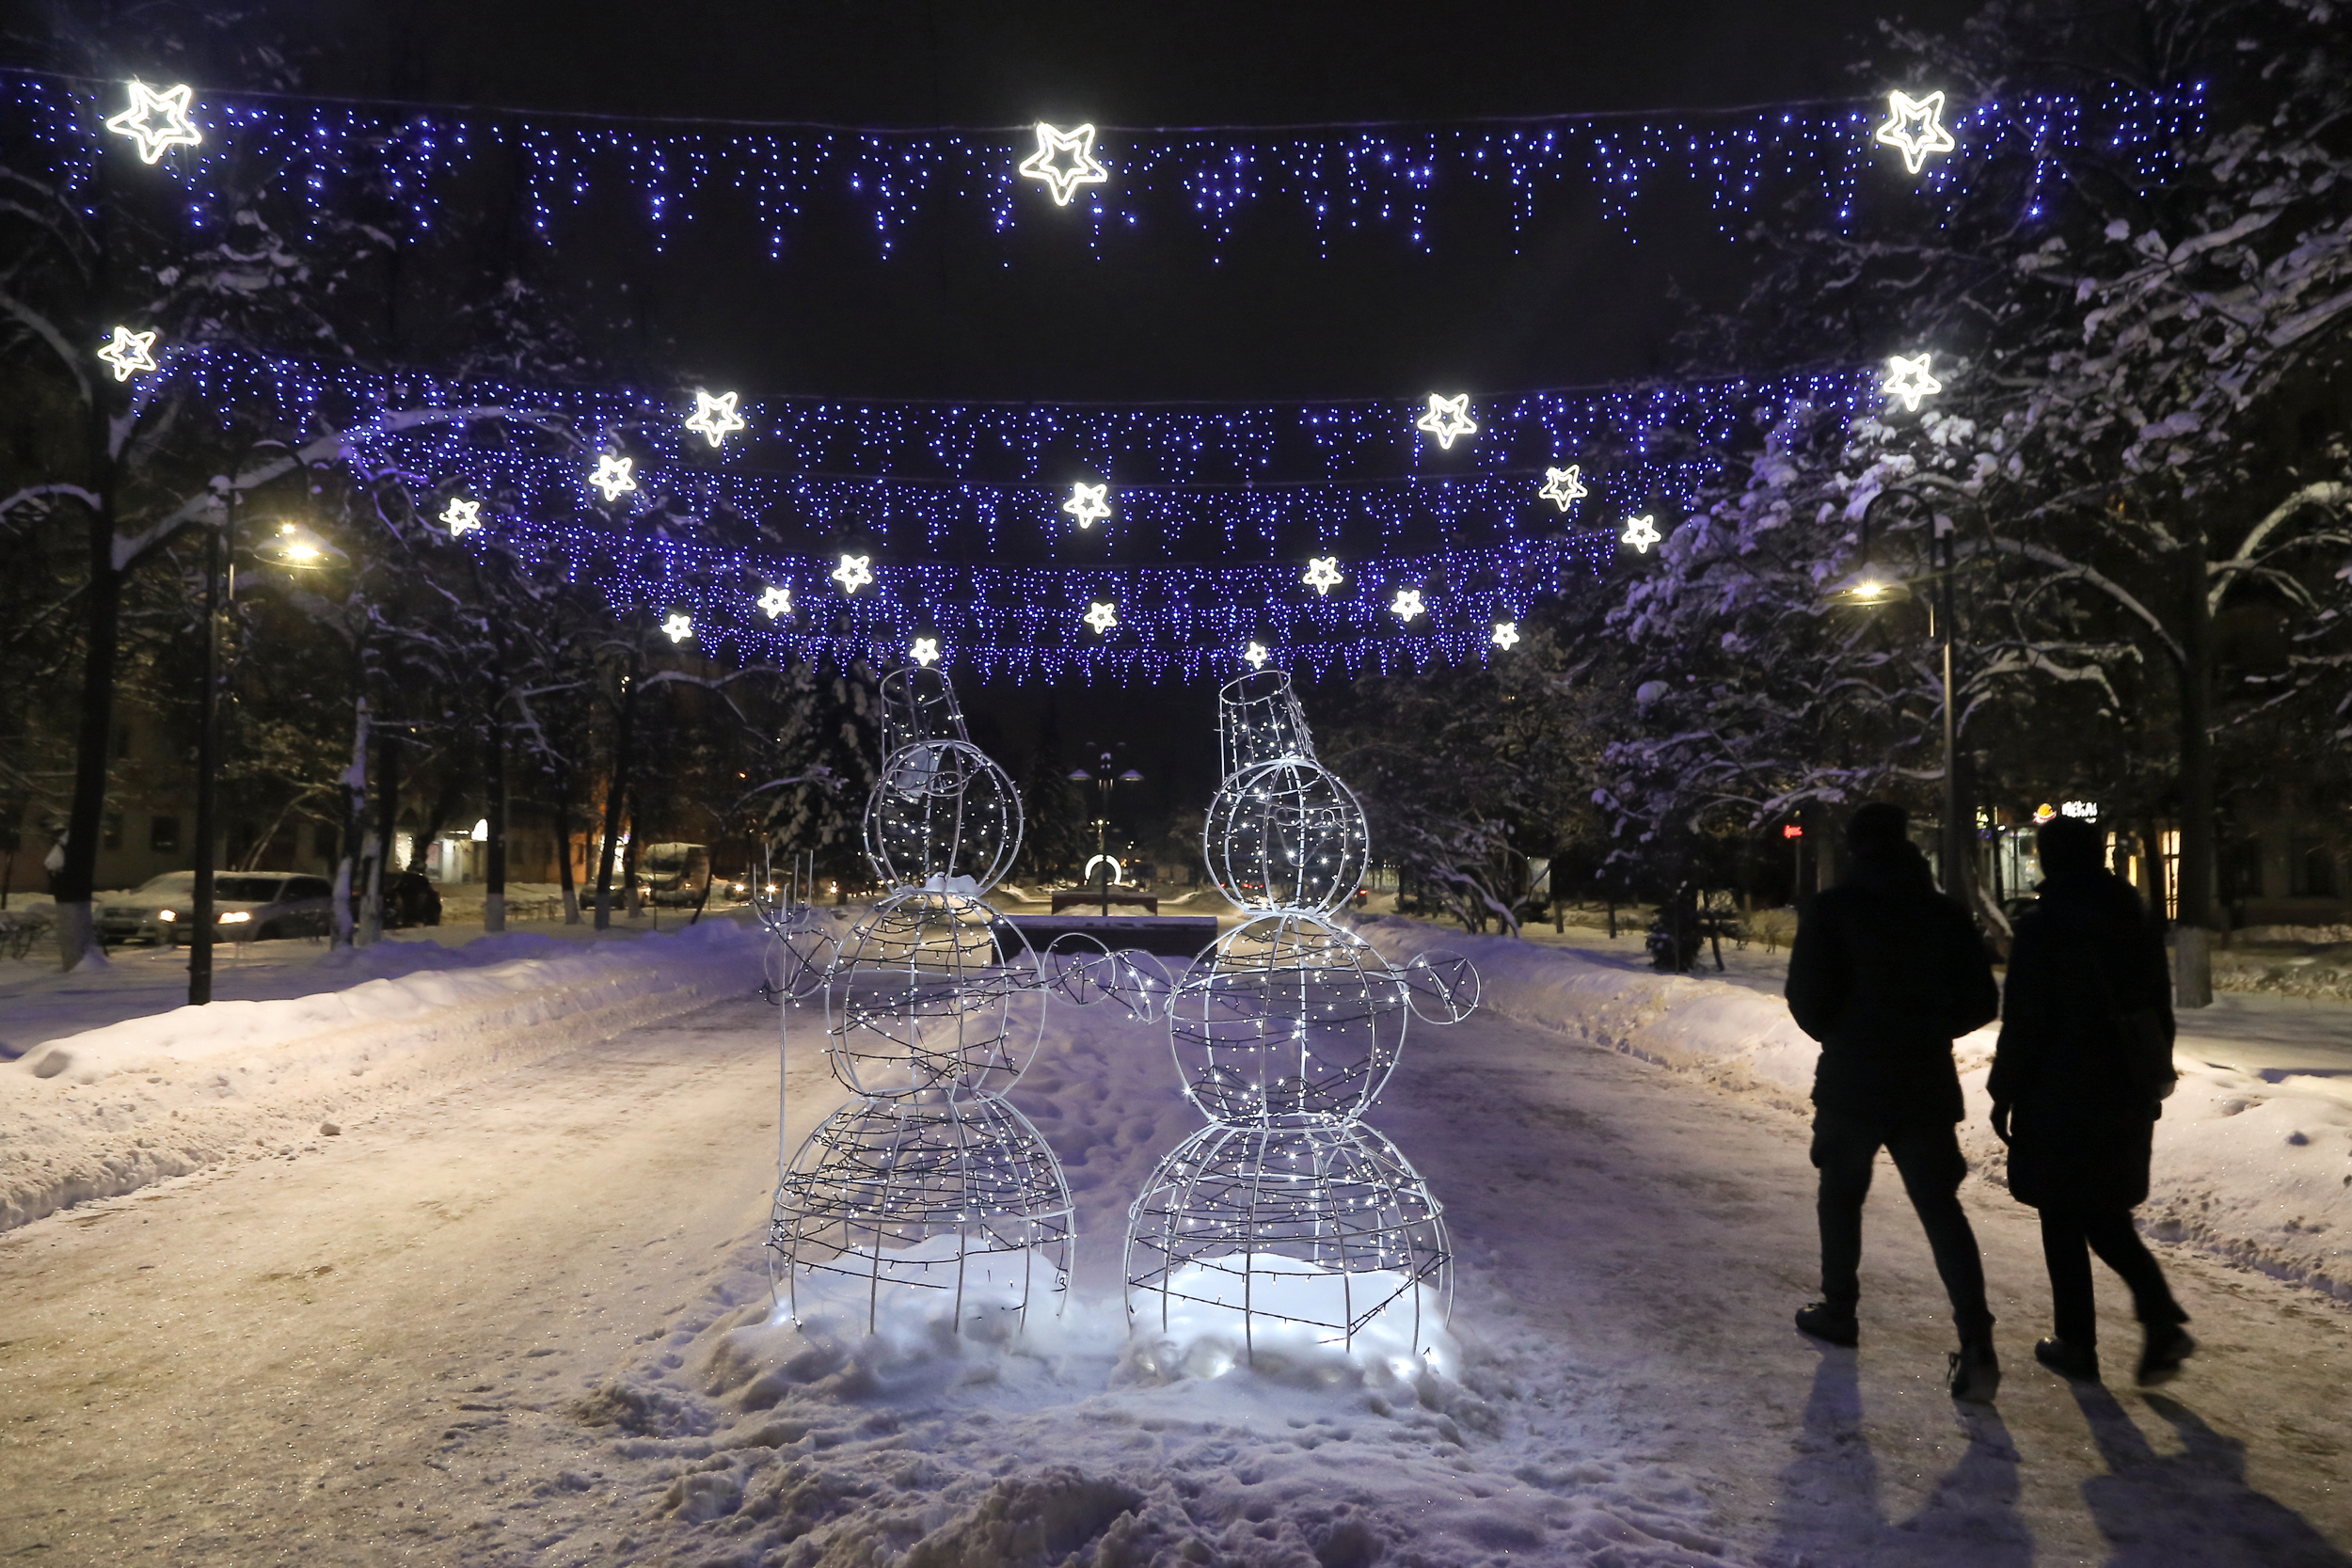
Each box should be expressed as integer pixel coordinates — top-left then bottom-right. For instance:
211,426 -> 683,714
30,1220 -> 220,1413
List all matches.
2,911 -> 2348,1565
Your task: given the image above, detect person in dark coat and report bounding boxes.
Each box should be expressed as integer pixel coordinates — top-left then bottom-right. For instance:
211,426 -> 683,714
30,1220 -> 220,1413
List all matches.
1988,816 -> 2193,1386
1785,802 -> 2003,1402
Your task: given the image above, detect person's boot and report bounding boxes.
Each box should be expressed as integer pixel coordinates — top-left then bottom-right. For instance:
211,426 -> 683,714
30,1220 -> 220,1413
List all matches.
2137,1323 -> 2196,1386
2032,1336 -> 2102,1383
1947,1334 -> 2000,1403
1795,1301 -> 1859,1347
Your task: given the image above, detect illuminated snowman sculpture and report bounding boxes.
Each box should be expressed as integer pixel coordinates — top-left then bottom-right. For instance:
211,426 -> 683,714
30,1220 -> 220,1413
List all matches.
1125,671 -> 1478,1369
765,665 -> 1075,1336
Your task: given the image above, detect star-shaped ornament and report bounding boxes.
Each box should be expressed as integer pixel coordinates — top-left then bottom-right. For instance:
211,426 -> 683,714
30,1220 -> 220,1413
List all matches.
105,81 -> 202,164
1390,588 -> 1426,623
1620,515 -> 1661,554
96,325 -> 159,381
1064,482 -> 1112,530
1491,622 -> 1520,650
1539,465 -> 1588,512
832,554 -> 873,594
1415,393 -> 1478,451
1018,122 -> 1109,206
438,498 -> 483,536
1882,353 -> 1944,413
757,584 -> 793,619
908,638 -> 941,669
1243,641 -> 1270,670
684,389 -> 746,449
589,453 -> 637,502
661,612 -> 693,644
1301,556 -> 1344,595
1875,90 -> 1957,176
1083,601 -> 1119,635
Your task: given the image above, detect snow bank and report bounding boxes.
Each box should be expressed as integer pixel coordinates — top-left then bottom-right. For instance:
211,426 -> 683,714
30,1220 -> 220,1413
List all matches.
1357,915 -> 2352,1307
0,920 -> 765,1231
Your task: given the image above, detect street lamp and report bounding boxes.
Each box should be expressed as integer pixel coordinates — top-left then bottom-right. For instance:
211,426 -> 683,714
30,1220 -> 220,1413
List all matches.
188,488 -> 344,1006
1066,751 -> 1144,916
1831,487 -> 1965,911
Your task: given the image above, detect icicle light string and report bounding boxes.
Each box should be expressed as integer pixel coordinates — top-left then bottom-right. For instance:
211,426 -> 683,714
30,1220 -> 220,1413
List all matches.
14,71 -> 2206,259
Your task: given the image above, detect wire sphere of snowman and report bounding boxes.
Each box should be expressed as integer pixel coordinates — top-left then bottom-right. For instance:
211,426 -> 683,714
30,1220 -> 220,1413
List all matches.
774,1093 -> 1073,1334
1168,911 -> 1407,1127
1124,1120 -> 1449,1362
1204,758 -> 1370,915
822,892 -> 1045,1099
863,738 -> 1023,895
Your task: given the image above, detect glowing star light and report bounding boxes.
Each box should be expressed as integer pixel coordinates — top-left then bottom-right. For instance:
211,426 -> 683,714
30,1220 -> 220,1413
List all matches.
96,326 -> 159,381
1620,515 -> 1661,554
1882,353 -> 1944,412
1539,465 -> 1588,512
1491,622 -> 1520,650
832,554 -> 873,594
438,498 -> 483,536
1415,393 -> 1478,450
104,81 -> 202,164
757,584 -> 793,619
684,389 -> 746,448
589,453 -> 637,502
908,637 -> 941,669
1390,588 -> 1425,622
1083,601 -> 1119,635
1019,122 -> 1109,206
1875,90 -> 1957,176
1243,641 -> 1270,670
661,612 -> 693,644
1301,556 -> 1343,595
1064,482 -> 1112,530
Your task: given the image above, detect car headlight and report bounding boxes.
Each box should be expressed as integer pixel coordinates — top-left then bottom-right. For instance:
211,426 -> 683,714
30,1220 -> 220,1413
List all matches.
218,911 -> 252,925
158,909 -> 176,922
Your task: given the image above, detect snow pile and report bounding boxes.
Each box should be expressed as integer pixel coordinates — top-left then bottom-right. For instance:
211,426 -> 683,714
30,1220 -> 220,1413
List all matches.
2213,941 -> 2352,1003
1356,916 -> 2352,1307
545,995 -> 1755,1567
0,919 -> 765,1231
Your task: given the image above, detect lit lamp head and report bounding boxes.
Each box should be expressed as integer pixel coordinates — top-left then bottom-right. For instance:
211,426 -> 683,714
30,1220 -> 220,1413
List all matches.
1825,571 -> 1914,607
255,520 -> 348,569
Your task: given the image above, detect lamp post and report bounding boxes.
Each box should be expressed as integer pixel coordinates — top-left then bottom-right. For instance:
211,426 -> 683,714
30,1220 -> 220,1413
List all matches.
188,488 -> 344,1006
1829,488 -> 1968,913
1065,751 -> 1143,916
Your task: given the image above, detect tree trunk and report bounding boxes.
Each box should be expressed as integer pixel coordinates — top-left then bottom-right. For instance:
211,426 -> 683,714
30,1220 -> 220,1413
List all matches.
2176,531 -> 2217,933
330,696 -> 368,948
593,672 -> 637,931
362,727 -> 398,944
555,799 -> 580,924
54,502 -> 123,973
484,689 -> 508,934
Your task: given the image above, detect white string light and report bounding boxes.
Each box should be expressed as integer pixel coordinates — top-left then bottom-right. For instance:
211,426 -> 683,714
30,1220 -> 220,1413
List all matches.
1243,641 -> 1270,670
909,636 -> 941,668
1538,465 -> 1587,511
1018,122 -> 1109,206
1414,393 -> 1478,450
1390,588 -> 1426,622
96,325 -> 159,381
1875,90 -> 1957,176
1620,515 -> 1661,553
1301,557 -> 1344,595
1084,600 -> 1119,635
758,584 -> 793,619
589,453 -> 637,501
1491,622 -> 1519,649
832,553 -> 875,594
1881,352 -> 1943,412
1064,481 -> 1112,529
685,388 -> 747,448
438,498 -> 483,536
103,81 -> 201,164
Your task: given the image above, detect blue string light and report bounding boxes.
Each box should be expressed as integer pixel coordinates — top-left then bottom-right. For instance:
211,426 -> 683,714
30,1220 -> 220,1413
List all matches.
11,71 -> 2207,260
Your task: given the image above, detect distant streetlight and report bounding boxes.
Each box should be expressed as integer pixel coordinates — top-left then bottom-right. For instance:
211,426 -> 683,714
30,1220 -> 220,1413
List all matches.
1066,751 -> 1143,916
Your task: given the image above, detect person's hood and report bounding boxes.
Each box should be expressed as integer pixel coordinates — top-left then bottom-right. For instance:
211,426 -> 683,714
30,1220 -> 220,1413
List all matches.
1837,840 -> 1938,896
2033,866 -> 2147,926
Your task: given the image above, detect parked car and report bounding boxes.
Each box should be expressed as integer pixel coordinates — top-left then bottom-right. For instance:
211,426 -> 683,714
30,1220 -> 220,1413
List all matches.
99,871 -> 336,945
349,870 -> 443,928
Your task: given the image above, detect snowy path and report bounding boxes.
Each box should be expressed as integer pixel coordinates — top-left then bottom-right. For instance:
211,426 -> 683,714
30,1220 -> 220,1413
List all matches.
4,986 -> 2349,1566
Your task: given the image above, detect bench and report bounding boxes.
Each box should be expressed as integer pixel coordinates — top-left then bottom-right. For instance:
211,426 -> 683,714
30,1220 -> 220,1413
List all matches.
1050,889 -> 1159,914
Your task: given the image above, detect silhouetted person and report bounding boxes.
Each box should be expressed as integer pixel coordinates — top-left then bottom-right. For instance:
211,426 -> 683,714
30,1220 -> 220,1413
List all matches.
1785,802 -> 2002,1402
1989,816 -> 2193,1386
